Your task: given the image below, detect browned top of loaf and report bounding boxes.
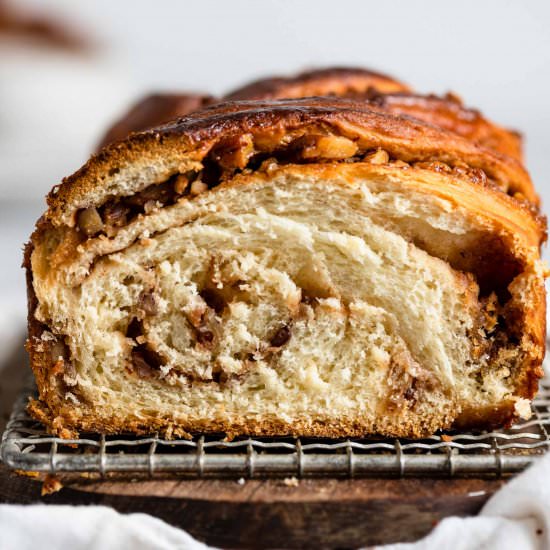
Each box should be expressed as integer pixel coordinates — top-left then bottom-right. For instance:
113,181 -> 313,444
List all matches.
93,67 -> 522,162
46,97 -> 542,229
97,93 -> 214,149
226,69 -> 523,162
95,67 -> 408,147
354,90 -> 523,161
224,66 -> 410,100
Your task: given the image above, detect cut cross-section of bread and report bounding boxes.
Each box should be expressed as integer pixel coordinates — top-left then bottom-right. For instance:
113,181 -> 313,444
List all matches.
25,98 -> 546,439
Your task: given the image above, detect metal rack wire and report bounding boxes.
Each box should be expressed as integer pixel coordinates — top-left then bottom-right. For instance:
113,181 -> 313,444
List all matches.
2,378 -> 550,478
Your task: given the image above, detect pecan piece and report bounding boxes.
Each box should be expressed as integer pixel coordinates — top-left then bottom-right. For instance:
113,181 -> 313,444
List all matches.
299,135 -> 358,160
102,201 -> 129,228
77,207 -> 104,236
211,134 -> 255,171
364,148 -> 389,165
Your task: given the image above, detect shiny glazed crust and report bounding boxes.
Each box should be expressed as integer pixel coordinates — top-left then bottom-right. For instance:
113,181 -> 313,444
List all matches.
94,67 -> 408,149
224,66 -> 411,100
97,93 -> 213,149
26,97 -> 546,439
227,70 -> 523,161
95,67 -> 523,163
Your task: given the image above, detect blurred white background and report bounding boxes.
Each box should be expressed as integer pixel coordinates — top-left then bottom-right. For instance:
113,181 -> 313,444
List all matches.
1,0 -> 549,201
0,0 -> 549,319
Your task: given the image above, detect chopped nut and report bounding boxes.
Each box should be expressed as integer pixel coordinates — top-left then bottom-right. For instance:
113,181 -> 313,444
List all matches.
190,180 -> 209,196
270,325 -> 291,348
127,180 -> 175,206
259,158 -> 279,174
365,148 -> 389,165
138,290 -> 158,316
211,134 -> 255,170
299,135 -> 358,160
102,201 -> 129,228
131,349 -> 155,378
283,476 -> 299,487
174,173 -> 190,194
77,207 -> 104,237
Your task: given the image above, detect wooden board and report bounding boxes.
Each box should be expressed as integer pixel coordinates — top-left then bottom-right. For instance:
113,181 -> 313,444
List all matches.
0,464 -> 505,548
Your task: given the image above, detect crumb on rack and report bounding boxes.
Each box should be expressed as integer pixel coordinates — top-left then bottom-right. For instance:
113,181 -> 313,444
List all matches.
283,476 -> 299,487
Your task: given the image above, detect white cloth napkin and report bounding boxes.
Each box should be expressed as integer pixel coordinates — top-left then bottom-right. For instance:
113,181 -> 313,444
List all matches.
1,452 -> 550,550
382,450 -> 550,549
0,504 -> 209,550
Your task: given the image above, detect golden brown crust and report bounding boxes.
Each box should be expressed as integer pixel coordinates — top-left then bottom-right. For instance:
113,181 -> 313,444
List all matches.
96,93 -> 214,149
94,68 -> 408,150
224,66 -> 410,101
224,68 -> 522,161
93,67 -> 521,164
47,97 -> 539,229
357,90 -> 523,161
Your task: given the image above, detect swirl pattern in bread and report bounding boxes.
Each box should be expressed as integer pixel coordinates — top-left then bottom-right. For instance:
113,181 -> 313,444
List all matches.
26,98 -> 546,438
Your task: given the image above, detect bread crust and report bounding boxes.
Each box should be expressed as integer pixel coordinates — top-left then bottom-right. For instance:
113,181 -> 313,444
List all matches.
47,97 -> 540,229
94,67 -> 521,162
26,97 -> 546,439
227,69 -> 522,160
97,93 -> 214,149
224,66 -> 410,100
360,91 -> 523,161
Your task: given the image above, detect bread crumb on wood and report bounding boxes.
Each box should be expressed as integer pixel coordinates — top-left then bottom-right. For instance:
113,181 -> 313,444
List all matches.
283,476 -> 299,487
41,474 -> 63,496
14,469 -> 40,478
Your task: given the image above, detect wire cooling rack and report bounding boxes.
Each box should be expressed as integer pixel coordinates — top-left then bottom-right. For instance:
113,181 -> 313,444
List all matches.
2,378 -> 550,478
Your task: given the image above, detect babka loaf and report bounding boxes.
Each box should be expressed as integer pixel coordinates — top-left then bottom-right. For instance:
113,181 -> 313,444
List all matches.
26,97 -> 546,438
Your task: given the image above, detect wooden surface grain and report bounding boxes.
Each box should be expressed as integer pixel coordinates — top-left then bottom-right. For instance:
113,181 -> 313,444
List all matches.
0,463 -> 506,548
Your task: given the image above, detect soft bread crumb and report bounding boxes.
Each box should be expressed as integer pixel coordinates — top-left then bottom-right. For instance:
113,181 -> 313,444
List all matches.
28,168 -> 543,437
